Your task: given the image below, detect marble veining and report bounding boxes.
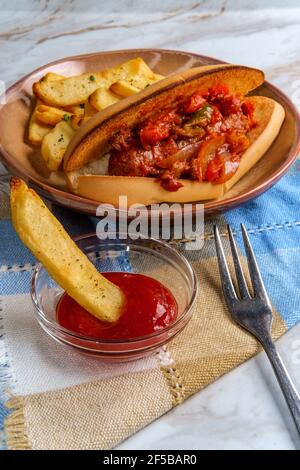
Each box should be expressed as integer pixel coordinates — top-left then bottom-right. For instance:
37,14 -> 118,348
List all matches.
1,0 -> 300,450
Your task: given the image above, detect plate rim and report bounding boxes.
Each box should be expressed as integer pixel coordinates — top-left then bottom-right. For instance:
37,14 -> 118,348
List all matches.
1,47 -> 300,215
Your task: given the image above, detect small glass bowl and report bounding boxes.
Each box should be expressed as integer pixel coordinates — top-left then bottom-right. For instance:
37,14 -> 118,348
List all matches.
31,233 -> 198,361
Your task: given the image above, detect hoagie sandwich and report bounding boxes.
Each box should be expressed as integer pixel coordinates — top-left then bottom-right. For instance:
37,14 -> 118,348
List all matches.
64,64 -> 285,205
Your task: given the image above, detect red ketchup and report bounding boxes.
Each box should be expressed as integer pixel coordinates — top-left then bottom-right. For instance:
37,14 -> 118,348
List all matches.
56,272 -> 178,340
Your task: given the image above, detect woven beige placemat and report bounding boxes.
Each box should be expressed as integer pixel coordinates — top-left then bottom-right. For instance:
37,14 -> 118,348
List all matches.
4,228 -> 286,450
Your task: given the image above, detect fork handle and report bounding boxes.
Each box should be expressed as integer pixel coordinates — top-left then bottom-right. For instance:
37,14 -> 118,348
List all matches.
260,336 -> 300,435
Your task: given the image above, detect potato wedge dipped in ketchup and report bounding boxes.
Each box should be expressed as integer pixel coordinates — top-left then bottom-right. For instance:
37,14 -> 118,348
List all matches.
10,178 -> 178,339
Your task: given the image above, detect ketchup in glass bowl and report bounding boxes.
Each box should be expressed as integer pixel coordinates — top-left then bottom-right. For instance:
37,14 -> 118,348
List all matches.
31,234 -> 198,361
57,272 -> 178,340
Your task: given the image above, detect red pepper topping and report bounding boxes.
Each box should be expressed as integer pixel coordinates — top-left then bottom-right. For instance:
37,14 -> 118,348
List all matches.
242,100 -> 255,116
208,83 -> 230,100
160,172 -> 184,192
183,92 -> 207,114
108,83 -> 256,191
140,109 -> 180,147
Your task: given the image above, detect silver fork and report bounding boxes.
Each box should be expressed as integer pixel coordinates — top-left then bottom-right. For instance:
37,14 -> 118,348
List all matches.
214,223 -> 300,435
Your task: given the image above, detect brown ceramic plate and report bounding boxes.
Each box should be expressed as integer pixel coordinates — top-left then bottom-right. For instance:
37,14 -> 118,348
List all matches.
0,49 -> 299,216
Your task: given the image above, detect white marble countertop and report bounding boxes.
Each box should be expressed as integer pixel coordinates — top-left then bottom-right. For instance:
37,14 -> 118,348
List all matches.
1,0 -> 300,450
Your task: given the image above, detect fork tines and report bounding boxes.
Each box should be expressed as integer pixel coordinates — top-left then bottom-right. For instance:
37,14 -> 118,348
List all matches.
214,224 -> 270,303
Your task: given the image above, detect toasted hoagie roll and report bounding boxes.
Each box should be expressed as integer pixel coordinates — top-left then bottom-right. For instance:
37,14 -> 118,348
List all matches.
64,64 -> 285,205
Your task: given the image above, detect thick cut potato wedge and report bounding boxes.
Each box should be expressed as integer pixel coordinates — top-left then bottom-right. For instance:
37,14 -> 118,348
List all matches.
29,59 -> 164,160
64,104 -> 85,116
152,73 -> 165,81
105,59 -> 164,90
10,178 -> 125,323
71,101 -> 98,128
110,80 -> 141,97
41,120 -> 75,171
129,74 -> 163,90
28,99 -> 52,145
36,104 -> 73,126
89,87 -> 120,111
41,72 -> 65,82
70,114 -> 82,130
115,57 -> 155,78
33,58 -> 164,107
89,75 -> 164,112
81,99 -> 99,123
105,57 -> 161,88
33,72 -> 111,107
28,73 -> 65,144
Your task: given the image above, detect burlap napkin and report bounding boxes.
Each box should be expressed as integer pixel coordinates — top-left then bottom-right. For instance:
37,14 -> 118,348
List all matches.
4,234 -> 286,450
